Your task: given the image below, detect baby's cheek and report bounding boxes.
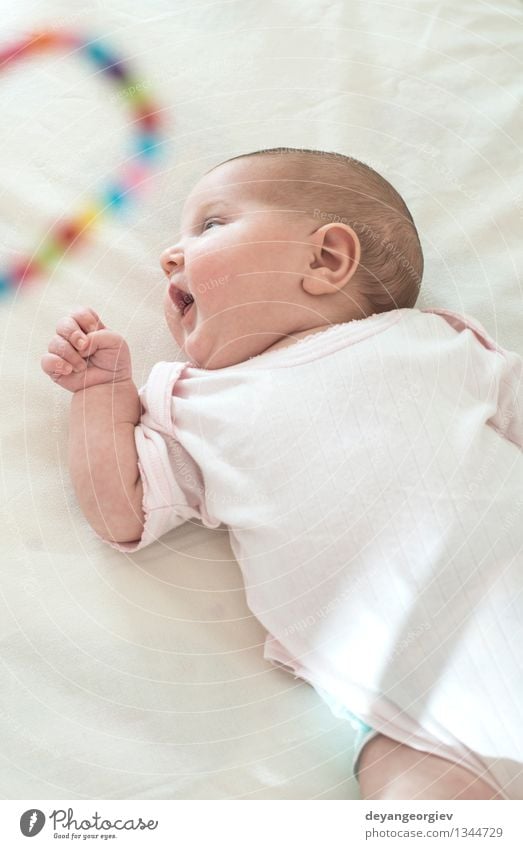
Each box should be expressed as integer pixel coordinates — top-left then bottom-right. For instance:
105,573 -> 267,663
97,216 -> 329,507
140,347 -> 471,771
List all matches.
192,256 -> 234,310
191,246 -> 227,288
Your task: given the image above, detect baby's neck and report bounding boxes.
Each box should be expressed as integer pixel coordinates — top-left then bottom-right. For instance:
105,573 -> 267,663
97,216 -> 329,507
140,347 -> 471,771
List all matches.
262,322 -> 343,354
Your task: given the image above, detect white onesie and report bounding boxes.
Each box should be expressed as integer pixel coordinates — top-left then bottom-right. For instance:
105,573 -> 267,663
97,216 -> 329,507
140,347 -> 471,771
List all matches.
95,307 -> 523,798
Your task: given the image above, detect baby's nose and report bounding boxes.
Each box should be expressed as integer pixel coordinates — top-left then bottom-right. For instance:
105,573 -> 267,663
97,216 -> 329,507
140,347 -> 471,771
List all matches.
160,246 -> 184,278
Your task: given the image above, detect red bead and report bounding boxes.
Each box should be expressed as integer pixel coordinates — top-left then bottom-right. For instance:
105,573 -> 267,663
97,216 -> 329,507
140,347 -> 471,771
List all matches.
54,221 -> 83,246
0,41 -> 28,64
10,259 -> 40,284
135,105 -> 161,131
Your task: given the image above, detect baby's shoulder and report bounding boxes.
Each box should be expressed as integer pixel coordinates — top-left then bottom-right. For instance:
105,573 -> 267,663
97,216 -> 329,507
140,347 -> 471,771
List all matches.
417,307 -> 505,354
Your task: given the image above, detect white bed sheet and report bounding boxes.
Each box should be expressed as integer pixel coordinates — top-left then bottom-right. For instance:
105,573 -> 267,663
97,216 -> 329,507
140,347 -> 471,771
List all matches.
1,0 -> 521,799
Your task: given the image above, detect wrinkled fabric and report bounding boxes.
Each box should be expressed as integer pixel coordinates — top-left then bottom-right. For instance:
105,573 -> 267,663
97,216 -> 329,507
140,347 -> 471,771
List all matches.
97,307 -> 523,797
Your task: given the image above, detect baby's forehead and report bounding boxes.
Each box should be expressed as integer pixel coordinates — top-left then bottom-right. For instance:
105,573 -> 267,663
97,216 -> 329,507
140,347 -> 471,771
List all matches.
184,157 -> 284,213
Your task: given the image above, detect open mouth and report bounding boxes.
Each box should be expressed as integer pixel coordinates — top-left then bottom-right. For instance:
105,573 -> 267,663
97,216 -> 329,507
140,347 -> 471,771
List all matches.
180,293 -> 195,316
170,282 -> 195,317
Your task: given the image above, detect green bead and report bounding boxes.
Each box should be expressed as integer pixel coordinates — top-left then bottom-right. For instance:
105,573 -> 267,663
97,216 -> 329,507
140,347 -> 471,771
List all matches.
34,240 -> 63,266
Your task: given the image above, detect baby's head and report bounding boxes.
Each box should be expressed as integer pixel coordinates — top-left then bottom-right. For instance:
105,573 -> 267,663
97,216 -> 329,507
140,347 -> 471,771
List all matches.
161,147 -> 423,369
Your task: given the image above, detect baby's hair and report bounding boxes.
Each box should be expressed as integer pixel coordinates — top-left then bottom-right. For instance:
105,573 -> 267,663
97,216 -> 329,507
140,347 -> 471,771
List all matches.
213,147 -> 424,313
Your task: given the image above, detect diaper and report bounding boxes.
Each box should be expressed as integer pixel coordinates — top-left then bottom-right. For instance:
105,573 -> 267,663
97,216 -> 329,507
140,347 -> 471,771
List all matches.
312,684 -> 510,798
312,684 -> 378,780
265,636 -> 510,796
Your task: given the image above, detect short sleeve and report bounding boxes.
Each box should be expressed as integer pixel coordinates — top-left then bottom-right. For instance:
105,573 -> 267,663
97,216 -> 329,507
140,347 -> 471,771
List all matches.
422,308 -> 523,450
95,361 -> 221,553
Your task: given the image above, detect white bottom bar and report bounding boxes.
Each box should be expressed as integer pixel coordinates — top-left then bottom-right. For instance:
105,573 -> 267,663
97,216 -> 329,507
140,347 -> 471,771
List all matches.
2,799 -> 520,848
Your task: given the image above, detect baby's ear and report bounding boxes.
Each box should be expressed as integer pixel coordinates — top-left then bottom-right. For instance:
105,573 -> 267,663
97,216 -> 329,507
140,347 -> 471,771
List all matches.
303,223 -> 361,295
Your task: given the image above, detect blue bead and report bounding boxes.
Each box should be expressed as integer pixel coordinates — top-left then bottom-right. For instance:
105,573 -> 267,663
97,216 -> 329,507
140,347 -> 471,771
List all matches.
84,41 -> 123,75
0,276 -> 11,298
102,184 -> 128,209
135,133 -> 162,159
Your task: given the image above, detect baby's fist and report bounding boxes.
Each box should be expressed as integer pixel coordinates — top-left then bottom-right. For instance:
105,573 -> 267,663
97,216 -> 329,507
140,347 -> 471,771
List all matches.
41,306 -> 133,393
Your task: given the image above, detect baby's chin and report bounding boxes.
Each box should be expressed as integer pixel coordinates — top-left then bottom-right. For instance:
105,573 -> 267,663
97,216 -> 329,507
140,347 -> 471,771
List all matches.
183,341 -> 245,370
181,329 -> 280,370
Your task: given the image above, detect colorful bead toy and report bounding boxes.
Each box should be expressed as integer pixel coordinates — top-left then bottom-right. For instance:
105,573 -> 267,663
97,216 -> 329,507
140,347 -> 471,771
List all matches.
0,30 -> 165,297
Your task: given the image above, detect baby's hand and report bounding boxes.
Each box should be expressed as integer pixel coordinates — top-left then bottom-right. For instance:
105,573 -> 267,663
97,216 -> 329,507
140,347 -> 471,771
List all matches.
40,306 -> 133,393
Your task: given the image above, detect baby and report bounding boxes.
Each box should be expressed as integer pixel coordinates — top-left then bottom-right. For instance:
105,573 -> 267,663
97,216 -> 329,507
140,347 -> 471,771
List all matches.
41,147 -> 523,800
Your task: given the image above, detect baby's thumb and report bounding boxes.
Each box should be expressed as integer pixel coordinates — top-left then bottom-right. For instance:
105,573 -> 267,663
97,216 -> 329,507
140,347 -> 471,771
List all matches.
80,328 -> 124,354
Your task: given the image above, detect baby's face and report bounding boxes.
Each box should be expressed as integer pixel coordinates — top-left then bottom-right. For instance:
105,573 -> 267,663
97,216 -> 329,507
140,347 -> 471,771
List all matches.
161,157 -> 322,369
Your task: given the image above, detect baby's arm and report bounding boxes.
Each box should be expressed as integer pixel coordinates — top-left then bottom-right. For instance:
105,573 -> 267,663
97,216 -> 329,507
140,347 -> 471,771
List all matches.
69,381 -> 145,544
41,306 -> 145,545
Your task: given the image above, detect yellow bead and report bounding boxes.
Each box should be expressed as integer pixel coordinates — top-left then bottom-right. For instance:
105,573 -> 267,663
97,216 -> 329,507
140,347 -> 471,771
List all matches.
75,203 -> 102,230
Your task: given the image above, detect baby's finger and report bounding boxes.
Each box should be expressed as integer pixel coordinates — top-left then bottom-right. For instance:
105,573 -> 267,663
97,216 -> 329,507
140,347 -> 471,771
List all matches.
47,334 -> 87,372
41,352 -> 75,378
56,309 -> 102,353
69,305 -> 105,335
